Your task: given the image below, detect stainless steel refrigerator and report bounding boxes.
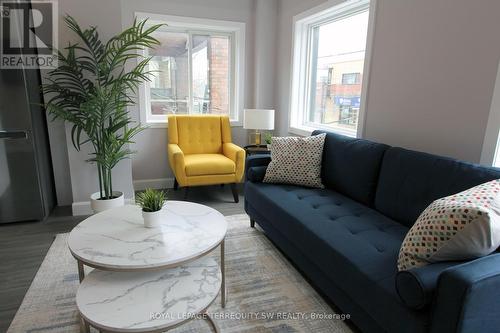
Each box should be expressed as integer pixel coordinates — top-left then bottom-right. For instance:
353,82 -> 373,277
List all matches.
0,62 -> 56,223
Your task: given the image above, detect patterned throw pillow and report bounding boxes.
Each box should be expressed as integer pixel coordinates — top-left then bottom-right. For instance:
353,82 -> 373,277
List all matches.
398,179 -> 500,271
263,134 -> 326,188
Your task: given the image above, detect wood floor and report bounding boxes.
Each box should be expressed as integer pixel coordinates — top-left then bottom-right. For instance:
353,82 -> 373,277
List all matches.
0,184 -> 245,332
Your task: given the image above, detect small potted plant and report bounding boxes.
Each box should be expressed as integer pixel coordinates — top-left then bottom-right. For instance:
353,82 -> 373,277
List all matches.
264,133 -> 273,149
136,189 -> 167,228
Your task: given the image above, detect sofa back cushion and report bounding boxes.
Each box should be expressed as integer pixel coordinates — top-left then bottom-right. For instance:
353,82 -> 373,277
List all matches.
312,130 -> 389,205
375,147 -> 500,228
168,115 -> 231,154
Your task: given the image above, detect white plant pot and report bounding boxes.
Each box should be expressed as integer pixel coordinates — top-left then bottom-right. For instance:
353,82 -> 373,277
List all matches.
267,144 -> 272,150
90,191 -> 124,214
142,210 -> 162,228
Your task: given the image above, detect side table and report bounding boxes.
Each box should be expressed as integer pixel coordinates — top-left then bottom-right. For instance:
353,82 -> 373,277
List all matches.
244,144 -> 270,156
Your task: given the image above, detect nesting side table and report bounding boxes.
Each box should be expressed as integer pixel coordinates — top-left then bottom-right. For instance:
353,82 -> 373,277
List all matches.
68,202 -> 227,333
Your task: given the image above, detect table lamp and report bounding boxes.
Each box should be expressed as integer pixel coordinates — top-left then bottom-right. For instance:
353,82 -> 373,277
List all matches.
243,109 -> 275,145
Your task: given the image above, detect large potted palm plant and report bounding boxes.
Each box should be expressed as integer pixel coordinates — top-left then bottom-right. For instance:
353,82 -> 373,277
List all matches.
44,16 -> 163,213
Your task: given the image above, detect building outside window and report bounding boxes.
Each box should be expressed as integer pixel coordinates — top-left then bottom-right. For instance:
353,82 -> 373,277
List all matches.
137,14 -> 245,126
290,0 -> 371,137
341,72 -> 361,85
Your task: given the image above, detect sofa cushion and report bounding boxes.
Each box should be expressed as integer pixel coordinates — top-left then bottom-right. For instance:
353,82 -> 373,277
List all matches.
245,181 -> 428,332
245,182 -> 408,280
184,154 -> 235,176
375,147 -> 500,228
312,130 -> 389,206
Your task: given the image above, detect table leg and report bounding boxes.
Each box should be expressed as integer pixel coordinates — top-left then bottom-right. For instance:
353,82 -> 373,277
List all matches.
77,260 -> 85,283
80,316 -> 90,333
205,314 -> 220,333
221,239 -> 226,308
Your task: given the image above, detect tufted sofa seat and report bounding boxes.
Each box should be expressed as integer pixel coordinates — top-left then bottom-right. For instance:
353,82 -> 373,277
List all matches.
244,130 -> 500,333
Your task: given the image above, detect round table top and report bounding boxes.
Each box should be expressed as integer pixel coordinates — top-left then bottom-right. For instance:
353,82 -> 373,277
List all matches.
68,201 -> 227,271
76,256 -> 221,332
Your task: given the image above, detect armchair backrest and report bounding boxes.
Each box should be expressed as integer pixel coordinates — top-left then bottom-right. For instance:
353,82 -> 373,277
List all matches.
168,115 -> 232,154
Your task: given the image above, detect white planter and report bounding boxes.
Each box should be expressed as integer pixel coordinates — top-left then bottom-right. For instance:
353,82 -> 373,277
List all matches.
90,191 -> 124,214
267,144 -> 272,150
142,210 -> 162,228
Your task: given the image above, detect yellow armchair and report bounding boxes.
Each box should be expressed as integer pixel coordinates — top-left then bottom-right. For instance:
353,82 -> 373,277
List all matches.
167,115 -> 246,202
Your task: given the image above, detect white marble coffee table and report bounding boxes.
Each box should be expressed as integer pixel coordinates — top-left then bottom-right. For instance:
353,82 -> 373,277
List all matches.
68,201 -> 227,332
77,257 -> 221,333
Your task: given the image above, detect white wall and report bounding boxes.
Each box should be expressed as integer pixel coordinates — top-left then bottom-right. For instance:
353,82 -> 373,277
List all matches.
254,0 -> 278,109
362,0 -> 500,163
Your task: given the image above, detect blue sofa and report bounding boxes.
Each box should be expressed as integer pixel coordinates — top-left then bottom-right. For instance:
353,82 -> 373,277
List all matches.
244,130 -> 500,333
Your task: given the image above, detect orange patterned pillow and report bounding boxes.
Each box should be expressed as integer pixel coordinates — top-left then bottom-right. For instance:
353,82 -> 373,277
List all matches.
398,179 -> 500,271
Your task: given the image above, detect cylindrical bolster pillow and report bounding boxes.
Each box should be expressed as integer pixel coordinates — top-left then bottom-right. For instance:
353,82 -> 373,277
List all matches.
395,261 -> 463,309
247,166 -> 267,183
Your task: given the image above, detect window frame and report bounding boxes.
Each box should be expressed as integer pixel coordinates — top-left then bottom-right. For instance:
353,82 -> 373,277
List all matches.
480,60 -> 500,166
289,0 -> 376,138
135,13 -> 246,128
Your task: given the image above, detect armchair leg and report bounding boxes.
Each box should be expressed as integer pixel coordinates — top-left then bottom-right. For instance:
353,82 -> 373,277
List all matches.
250,219 -> 255,228
173,178 -> 178,190
230,183 -> 239,203
183,187 -> 189,200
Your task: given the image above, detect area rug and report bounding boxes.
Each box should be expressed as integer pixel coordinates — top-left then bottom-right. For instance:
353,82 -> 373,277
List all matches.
7,214 -> 352,333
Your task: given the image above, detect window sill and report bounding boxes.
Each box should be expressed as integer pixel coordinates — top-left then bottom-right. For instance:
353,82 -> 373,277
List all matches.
142,119 -> 243,129
289,124 -> 357,138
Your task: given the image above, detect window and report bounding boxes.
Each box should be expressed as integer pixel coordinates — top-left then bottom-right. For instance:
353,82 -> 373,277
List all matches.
137,14 -> 245,126
290,0 -> 371,137
342,73 -> 361,85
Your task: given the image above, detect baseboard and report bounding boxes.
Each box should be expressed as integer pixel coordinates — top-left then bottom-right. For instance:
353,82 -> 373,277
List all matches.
133,177 -> 175,191
71,199 -> 135,216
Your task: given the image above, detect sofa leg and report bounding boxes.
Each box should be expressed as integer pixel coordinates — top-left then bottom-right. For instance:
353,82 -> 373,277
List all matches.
250,219 -> 255,228
230,183 -> 239,203
183,187 -> 189,200
173,178 -> 178,191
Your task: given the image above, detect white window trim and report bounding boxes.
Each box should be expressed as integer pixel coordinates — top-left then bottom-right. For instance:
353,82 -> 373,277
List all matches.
135,13 -> 245,128
288,0 -> 377,138
480,59 -> 500,166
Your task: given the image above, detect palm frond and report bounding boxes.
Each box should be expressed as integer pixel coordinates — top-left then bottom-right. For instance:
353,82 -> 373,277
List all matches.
43,15 -> 162,199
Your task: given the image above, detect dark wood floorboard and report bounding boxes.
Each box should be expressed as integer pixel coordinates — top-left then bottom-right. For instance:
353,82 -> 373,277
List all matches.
0,184 -> 245,332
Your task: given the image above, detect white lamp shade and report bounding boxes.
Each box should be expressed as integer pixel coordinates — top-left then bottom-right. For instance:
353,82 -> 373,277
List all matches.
243,109 -> 275,130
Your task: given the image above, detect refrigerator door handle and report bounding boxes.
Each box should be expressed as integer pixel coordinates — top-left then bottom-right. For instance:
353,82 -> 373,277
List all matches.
0,130 -> 29,140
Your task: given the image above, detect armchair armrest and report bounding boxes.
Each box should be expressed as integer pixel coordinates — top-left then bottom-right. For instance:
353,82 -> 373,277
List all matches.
430,253 -> 500,333
168,143 -> 187,185
245,154 -> 271,182
223,143 -> 246,182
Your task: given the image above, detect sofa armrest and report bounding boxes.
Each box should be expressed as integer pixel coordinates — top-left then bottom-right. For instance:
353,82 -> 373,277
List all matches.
168,143 -> 187,185
430,253 -> 500,333
223,143 -> 246,182
245,154 -> 271,182
396,261 -> 462,310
